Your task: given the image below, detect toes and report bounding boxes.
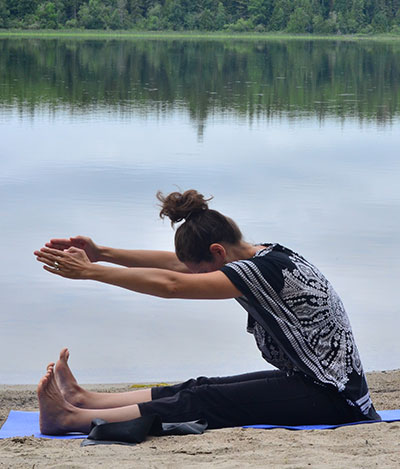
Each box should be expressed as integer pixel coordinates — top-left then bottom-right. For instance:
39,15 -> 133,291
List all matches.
60,348 -> 69,361
38,373 -> 50,394
47,362 -> 55,372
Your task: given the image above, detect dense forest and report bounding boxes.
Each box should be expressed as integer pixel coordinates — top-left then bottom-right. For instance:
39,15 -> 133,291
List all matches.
1,0 -> 400,34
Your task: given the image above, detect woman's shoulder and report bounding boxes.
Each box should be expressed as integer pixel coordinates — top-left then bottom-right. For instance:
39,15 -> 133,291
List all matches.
254,243 -> 297,261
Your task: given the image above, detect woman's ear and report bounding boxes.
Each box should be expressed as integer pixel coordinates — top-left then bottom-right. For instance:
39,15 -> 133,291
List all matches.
209,243 -> 226,261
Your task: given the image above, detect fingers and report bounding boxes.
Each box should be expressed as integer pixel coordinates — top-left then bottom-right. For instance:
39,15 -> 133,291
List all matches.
45,236 -> 88,250
45,238 -> 73,250
69,236 -> 88,248
66,246 -> 84,254
45,243 -> 68,251
34,248 -> 72,272
34,247 -> 64,262
38,247 -> 69,256
43,264 -> 65,277
36,254 -> 56,268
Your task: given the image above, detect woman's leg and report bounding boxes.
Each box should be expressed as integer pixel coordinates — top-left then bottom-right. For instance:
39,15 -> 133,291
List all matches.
54,349 -> 152,409
40,362 -> 285,435
151,369 -> 283,401
38,364 -> 142,435
40,363 -> 361,434
55,348 -> 277,410
140,372 -> 361,429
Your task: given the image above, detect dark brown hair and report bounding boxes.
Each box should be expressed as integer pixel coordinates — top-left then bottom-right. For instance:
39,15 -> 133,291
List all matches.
157,189 -> 242,263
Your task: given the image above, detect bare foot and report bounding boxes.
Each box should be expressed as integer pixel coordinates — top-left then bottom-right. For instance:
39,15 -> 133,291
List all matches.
37,364 -> 77,435
55,348 -> 86,407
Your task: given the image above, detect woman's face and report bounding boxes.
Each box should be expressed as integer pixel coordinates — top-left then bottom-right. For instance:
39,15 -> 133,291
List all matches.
184,257 -> 226,274
183,243 -> 227,273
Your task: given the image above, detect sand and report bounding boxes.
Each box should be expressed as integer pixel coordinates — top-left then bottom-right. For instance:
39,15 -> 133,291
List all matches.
0,370 -> 399,468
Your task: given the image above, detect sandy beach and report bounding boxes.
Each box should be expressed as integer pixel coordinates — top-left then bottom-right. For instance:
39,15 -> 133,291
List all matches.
0,370 -> 399,468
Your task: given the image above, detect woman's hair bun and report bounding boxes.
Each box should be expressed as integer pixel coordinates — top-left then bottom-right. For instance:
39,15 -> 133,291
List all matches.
157,189 -> 212,224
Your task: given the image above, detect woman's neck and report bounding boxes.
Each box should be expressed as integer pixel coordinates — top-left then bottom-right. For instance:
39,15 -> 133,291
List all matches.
224,241 -> 266,263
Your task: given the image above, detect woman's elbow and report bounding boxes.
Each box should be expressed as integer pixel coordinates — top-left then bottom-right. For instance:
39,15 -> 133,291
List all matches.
159,278 -> 181,299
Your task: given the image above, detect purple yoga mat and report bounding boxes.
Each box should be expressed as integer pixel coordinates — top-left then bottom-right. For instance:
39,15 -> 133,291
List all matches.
0,411 -> 86,439
1,409 -> 399,439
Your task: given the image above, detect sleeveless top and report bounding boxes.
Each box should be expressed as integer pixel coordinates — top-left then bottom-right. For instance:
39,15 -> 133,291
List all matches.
220,243 -> 379,420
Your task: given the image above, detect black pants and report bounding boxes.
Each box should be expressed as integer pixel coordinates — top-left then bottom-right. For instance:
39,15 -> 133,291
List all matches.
138,370 -> 362,429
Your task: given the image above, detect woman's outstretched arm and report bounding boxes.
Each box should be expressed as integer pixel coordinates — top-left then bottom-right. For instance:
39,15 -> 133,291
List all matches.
34,246 -> 241,300
45,236 -> 190,272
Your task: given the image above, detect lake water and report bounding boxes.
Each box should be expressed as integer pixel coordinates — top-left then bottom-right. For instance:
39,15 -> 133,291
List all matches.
0,38 -> 399,384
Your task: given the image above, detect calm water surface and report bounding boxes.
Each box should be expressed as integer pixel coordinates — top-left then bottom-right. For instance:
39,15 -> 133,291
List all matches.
0,38 -> 399,383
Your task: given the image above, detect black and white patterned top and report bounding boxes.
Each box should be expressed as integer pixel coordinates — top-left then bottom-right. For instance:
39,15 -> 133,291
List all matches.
220,243 -> 379,420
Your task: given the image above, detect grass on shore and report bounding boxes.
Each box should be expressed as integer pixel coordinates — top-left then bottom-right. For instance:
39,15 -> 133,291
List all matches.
1,29 -> 400,42
130,382 -> 170,389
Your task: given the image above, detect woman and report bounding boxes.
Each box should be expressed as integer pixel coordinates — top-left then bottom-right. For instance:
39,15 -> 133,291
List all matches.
34,189 -> 380,435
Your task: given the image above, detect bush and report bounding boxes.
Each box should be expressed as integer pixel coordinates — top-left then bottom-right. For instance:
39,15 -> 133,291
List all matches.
391,25 -> 400,35
312,14 -> 337,34
286,7 -> 312,34
184,12 -> 198,30
65,18 -> 78,29
360,24 -> 373,35
23,13 -> 40,29
146,15 -> 162,30
227,18 -> 255,32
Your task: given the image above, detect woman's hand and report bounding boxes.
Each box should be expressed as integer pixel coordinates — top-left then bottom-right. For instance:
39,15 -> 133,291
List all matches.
34,246 -> 93,279
45,236 -> 101,262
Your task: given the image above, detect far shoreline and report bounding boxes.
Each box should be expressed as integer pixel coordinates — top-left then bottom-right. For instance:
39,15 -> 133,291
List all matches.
1,29 -> 400,42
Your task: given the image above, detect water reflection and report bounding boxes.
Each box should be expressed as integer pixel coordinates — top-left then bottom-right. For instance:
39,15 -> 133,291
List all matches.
1,38 -> 400,136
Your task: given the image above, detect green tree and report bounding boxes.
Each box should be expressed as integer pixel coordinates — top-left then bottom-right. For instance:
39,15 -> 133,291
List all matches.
287,7 -> 308,32
286,0 -> 313,33
37,1 -> 58,28
225,0 -> 248,21
372,10 -> 389,31
145,2 -> 162,29
332,0 -> 348,17
7,0 -> 38,18
0,0 -> 10,27
269,0 -> 291,30
371,0 -> 390,31
313,10 -> 338,33
1,0 -> 400,31
109,0 -> 129,28
351,0 -> 366,28
78,0 -> 108,29
128,0 -> 145,21
198,8 -> 215,29
312,14 -> 326,32
248,0 -> 274,27
0,1 -> 10,26
318,0 -> 331,17
214,2 -> 226,29
164,0 -> 185,29
60,0 -> 84,21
